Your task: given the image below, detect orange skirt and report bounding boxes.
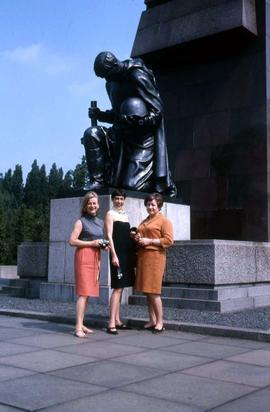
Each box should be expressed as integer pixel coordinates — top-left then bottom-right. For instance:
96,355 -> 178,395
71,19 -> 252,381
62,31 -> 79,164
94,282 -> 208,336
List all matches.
74,247 -> 100,297
135,249 -> 166,294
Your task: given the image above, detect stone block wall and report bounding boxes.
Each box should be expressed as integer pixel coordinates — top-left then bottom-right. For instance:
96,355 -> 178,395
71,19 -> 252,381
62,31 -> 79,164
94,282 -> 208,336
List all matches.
132,0 -> 270,241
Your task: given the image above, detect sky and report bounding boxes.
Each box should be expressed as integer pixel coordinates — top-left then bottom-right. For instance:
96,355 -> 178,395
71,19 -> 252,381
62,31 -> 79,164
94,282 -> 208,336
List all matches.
0,0 -> 145,179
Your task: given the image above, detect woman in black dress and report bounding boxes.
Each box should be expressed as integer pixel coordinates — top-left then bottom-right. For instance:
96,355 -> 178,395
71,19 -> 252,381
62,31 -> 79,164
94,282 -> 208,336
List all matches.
105,189 -> 135,334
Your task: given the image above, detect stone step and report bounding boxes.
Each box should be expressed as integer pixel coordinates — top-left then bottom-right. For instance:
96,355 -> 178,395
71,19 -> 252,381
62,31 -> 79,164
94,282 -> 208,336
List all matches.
129,292 -> 269,312
135,284 -> 270,301
0,278 -> 29,287
156,287 -> 218,300
0,286 -> 26,297
129,294 -> 222,311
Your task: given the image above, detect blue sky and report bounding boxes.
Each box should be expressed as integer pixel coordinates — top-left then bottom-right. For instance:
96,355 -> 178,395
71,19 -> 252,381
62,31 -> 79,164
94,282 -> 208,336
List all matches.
0,0 -> 144,179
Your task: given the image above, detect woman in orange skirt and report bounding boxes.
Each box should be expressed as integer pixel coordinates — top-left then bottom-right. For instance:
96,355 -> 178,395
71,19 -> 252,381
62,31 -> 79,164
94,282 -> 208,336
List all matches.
134,193 -> 174,334
69,191 -> 108,338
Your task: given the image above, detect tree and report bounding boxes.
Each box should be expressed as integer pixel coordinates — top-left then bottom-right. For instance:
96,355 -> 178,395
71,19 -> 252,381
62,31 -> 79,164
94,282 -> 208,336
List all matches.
11,164 -> 24,207
3,169 -> 12,193
62,170 -> 74,196
0,208 -> 9,263
48,163 -> 64,198
0,158 -> 84,264
73,156 -> 88,190
39,164 -> 49,206
24,160 -> 48,208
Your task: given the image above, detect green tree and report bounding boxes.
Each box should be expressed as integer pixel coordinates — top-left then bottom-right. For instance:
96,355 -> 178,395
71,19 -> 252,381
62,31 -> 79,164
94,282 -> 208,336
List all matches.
39,164 -> 49,206
3,169 -> 12,192
48,163 -> 64,198
0,208 -> 9,263
61,170 -> 74,196
24,160 -> 48,208
73,156 -> 88,190
11,164 -> 24,207
0,158 -> 83,264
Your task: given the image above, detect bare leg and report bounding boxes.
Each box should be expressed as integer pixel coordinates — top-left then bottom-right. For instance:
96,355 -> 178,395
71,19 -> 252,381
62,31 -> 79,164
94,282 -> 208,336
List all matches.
144,294 -> 157,328
150,294 -> 163,330
115,290 -> 123,326
75,296 -> 88,337
108,288 -> 123,330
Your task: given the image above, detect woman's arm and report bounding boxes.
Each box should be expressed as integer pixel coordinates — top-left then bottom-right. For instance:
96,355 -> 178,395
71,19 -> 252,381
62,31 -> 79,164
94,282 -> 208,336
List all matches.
104,211 -> 119,267
159,218 -> 174,247
69,220 -> 102,248
137,218 -> 174,248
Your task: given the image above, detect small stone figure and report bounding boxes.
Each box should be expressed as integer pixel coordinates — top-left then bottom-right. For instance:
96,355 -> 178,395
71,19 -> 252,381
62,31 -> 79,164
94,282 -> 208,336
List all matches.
81,51 -> 176,197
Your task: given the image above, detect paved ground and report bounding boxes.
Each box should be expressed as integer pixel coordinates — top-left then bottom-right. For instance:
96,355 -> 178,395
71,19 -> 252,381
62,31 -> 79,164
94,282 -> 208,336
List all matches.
2,296 -> 270,331
1,315 -> 270,411
1,297 -> 270,341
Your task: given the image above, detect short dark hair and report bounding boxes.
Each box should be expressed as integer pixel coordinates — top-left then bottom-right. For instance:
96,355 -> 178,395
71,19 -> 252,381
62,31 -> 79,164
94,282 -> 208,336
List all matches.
81,191 -> 99,216
144,193 -> 163,209
111,189 -> 126,200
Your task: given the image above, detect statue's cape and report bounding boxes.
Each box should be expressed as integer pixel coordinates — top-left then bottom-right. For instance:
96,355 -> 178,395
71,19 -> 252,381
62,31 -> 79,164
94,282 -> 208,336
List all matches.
105,58 -> 175,192
123,58 -> 171,190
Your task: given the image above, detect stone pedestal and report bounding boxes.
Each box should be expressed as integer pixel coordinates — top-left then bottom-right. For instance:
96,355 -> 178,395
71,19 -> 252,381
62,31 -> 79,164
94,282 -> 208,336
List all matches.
40,193 -> 190,303
0,266 -> 18,279
162,240 -> 270,311
17,242 -> 48,278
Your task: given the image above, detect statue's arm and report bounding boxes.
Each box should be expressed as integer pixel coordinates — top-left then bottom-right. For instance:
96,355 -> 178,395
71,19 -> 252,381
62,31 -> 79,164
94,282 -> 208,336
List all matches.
88,107 -> 115,124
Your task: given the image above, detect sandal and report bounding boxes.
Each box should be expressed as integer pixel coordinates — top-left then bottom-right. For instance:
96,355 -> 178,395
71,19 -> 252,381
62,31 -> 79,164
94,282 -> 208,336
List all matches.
82,326 -> 94,334
106,327 -> 118,335
152,327 -> 165,334
74,329 -> 88,338
116,323 -> 132,330
143,324 -> 156,331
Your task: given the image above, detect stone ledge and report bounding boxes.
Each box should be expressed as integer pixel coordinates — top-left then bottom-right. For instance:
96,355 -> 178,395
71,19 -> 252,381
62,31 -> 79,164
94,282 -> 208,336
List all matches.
132,0 -> 257,56
166,239 -> 270,285
0,266 -> 18,279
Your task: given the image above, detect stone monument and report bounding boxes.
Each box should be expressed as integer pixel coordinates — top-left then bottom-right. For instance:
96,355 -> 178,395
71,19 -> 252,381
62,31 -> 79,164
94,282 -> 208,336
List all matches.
132,0 -> 268,242
126,0 -> 270,312
41,0 -> 270,312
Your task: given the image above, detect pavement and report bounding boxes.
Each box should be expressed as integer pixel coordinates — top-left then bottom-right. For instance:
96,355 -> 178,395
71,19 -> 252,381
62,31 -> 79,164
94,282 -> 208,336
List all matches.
1,314 -> 270,411
1,296 -> 270,342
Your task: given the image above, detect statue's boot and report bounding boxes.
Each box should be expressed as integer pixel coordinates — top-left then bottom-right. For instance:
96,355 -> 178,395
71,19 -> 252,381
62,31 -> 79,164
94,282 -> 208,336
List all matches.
81,126 -> 107,189
155,175 -> 177,198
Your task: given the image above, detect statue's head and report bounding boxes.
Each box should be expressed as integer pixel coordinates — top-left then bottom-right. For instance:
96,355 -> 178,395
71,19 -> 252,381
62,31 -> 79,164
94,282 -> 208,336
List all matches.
94,51 -> 121,80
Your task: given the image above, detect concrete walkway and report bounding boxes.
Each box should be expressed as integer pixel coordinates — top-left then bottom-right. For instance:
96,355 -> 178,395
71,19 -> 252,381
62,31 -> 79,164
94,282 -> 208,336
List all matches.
1,315 -> 270,411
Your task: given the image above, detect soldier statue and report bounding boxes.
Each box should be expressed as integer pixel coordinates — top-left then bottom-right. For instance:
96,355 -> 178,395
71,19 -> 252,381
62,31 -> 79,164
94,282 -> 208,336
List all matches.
81,51 -> 176,197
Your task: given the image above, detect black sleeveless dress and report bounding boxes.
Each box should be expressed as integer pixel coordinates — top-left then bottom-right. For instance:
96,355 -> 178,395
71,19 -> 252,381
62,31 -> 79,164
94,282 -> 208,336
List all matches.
110,220 -> 135,289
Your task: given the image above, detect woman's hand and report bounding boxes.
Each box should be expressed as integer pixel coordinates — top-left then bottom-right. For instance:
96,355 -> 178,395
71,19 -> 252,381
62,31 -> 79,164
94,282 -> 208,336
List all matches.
93,239 -> 103,248
134,233 -> 142,242
138,237 -> 152,246
112,254 -> 120,267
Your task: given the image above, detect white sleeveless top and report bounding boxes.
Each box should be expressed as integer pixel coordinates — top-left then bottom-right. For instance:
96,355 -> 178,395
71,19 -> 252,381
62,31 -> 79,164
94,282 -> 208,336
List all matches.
109,208 -> 129,223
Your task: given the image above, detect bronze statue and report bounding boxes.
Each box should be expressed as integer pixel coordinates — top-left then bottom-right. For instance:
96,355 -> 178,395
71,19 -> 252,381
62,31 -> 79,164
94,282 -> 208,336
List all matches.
81,51 -> 176,197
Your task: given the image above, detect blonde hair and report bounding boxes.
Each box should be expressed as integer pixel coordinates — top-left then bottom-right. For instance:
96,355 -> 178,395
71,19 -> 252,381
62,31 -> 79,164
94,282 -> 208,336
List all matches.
81,191 -> 99,216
